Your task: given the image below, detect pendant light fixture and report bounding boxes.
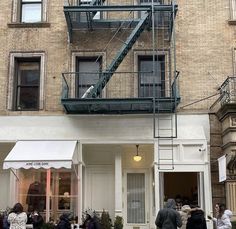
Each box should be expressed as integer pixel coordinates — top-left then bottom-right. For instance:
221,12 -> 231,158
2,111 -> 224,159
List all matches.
133,145 -> 142,162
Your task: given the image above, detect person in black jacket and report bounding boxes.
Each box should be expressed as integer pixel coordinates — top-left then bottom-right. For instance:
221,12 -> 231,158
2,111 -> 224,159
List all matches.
56,213 -> 71,229
27,209 -> 44,229
155,198 -> 182,229
186,205 -> 207,229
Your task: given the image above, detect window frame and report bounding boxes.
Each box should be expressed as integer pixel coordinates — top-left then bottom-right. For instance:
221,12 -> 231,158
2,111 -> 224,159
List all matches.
230,0 -> 236,21
12,0 -> 48,23
139,0 -> 164,27
76,56 -> 102,98
21,0 -> 42,23
8,52 -> 45,111
14,58 -> 41,111
138,55 -> 165,98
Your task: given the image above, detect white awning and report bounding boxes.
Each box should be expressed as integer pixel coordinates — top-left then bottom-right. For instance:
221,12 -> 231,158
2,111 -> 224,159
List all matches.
3,140 -> 78,169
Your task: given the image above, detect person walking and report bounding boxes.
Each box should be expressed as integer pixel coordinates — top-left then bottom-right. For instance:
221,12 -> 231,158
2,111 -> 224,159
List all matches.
186,205 -> 207,229
155,198 -> 182,229
7,203 -> 27,229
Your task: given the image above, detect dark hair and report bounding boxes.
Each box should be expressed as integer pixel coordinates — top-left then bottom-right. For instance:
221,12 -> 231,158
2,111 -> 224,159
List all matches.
11,203 -> 24,214
218,204 -> 226,218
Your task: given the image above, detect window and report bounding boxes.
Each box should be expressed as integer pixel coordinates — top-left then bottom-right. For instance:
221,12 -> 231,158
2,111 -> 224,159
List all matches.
8,53 -> 45,111
21,0 -> 42,23
138,55 -> 165,98
230,0 -> 236,20
14,59 -> 40,110
139,0 -> 164,26
76,57 -> 102,98
78,0 -> 101,22
18,169 -> 78,221
12,0 -> 47,23
127,173 -> 145,224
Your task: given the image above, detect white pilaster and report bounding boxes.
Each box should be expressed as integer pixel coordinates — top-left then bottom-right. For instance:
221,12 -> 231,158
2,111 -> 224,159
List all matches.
115,149 -> 122,217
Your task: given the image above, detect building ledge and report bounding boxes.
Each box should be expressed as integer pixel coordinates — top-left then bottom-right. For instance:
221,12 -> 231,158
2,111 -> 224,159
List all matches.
8,22 -> 51,28
216,103 -> 236,121
228,20 -> 236,25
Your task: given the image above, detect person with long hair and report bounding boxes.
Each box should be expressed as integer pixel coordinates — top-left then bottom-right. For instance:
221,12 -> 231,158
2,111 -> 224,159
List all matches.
7,203 -> 27,229
209,204 -> 232,229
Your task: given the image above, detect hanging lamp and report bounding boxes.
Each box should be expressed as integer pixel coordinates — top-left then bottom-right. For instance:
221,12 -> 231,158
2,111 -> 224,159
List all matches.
133,145 -> 142,162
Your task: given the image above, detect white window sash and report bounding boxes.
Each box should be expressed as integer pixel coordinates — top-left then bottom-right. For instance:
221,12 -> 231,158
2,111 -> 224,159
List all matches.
230,0 -> 236,20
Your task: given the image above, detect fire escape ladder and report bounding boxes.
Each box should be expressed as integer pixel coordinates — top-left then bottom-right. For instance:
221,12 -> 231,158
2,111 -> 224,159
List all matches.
85,12 -> 150,98
154,72 -> 179,171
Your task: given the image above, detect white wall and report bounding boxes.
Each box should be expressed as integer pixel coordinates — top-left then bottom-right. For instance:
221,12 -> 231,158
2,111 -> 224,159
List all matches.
0,114 -> 210,143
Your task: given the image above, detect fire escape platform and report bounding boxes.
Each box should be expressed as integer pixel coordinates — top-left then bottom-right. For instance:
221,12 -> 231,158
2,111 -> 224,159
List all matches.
61,97 -> 180,114
64,4 -> 178,42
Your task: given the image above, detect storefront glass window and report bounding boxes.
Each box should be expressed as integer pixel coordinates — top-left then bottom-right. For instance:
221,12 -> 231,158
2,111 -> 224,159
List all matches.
18,168 -> 78,222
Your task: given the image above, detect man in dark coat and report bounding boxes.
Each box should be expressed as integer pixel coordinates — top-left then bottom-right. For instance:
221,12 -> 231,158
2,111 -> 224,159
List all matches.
155,198 -> 182,229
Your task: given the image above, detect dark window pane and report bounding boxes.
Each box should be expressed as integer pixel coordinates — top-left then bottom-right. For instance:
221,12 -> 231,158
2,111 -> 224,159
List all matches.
19,70 -> 40,85
76,58 -> 101,98
139,56 -> 165,98
15,59 -> 40,110
17,87 -> 39,109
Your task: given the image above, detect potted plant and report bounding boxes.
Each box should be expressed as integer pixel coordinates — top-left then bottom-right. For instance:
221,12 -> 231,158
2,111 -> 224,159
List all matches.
114,216 -> 123,229
100,210 -> 112,229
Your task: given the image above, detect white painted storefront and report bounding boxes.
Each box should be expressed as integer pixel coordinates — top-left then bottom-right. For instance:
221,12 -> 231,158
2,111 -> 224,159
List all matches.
0,114 -> 213,229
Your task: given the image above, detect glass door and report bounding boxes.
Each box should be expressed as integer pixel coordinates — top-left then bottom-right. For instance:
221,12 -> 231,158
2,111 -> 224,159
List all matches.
124,170 -> 149,229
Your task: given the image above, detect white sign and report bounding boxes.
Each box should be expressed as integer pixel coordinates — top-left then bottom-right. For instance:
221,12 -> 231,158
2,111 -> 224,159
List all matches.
218,155 -> 226,182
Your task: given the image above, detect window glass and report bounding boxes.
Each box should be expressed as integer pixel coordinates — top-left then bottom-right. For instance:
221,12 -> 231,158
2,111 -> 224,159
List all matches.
21,2 -> 42,22
138,56 -> 165,98
19,169 -> 46,213
15,60 -> 40,110
22,0 -> 42,2
127,173 -> 145,224
18,169 -> 78,222
140,0 -> 165,27
76,58 -> 101,98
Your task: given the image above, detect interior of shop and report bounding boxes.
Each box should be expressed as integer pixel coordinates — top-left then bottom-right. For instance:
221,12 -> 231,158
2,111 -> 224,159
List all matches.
18,168 -> 78,222
164,172 -> 198,210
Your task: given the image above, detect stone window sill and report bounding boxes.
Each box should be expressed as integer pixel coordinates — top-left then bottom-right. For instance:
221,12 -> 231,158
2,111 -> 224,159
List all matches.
228,20 -> 236,25
8,22 -> 50,28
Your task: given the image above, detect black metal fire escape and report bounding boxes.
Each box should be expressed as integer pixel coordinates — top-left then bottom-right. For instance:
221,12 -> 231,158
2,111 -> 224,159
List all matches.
62,1 -> 179,115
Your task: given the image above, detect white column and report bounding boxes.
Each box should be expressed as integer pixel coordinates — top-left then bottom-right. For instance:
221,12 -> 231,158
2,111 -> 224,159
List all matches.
46,169 -> 51,222
203,164 -> 213,229
78,142 -> 82,224
154,141 -> 160,213
77,163 -> 82,223
115,149 -> 122,217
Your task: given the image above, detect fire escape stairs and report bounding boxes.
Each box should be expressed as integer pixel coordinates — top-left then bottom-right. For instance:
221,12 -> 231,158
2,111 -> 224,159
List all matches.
84,12 -> 150,98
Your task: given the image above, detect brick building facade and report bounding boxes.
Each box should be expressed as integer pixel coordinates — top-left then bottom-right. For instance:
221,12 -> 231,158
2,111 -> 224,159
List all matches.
0,0 -> 235,228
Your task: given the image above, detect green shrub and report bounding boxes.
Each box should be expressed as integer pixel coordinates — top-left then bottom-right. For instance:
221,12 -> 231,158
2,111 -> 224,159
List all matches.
100,210 -> 112,229
232,221 -> 236,229
114,216 -> 123,229
41,222 -> 56,229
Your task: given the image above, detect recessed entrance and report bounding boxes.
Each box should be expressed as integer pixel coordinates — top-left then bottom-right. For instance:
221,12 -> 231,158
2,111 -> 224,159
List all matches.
163,172 -> 198,207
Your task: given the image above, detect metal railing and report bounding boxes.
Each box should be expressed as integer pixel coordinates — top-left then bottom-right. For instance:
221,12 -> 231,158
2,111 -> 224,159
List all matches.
64,0 -> 174,7
220,76 -> 236,105
61,71 -> 177,100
